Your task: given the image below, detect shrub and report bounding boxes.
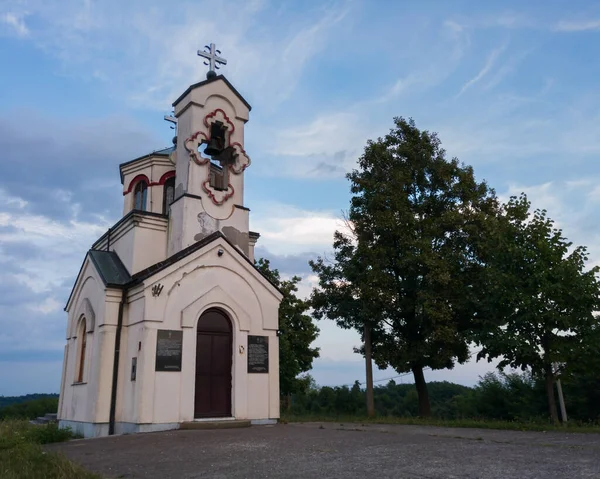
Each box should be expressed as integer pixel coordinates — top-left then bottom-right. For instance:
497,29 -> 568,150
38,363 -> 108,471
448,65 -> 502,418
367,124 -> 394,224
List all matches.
0,420 -> 95,479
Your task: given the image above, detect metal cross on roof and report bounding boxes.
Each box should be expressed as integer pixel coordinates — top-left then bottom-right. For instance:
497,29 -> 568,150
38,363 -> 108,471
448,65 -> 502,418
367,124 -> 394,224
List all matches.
197,43 -> 227,79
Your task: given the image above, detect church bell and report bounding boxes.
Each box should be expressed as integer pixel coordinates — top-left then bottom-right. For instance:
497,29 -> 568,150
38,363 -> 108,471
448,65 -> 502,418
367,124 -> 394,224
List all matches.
204,121 -> 227,157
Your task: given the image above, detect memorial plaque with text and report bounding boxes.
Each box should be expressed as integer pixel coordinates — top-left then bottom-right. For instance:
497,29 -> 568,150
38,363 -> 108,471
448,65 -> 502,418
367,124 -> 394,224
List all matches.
155,330 -> 183,372
247,335 -> 269,373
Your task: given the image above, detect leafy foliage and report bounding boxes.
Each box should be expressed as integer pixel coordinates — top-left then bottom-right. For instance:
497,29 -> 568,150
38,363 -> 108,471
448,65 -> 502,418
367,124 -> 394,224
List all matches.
285,371 -> 600,423
255,258 -> 320,396
0,394 -> 58,410
0,397 -> 59,420
474,194 -> 600,421
311,117 -> 499,416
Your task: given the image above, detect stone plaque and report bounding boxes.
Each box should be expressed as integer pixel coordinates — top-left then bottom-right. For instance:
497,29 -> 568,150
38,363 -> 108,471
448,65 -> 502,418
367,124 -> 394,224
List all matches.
155,330 -> 183,372
247,335 -> 269,373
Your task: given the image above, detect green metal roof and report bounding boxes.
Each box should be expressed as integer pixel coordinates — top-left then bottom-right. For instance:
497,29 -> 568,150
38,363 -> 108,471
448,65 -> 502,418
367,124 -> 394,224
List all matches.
88,250 -> 132,287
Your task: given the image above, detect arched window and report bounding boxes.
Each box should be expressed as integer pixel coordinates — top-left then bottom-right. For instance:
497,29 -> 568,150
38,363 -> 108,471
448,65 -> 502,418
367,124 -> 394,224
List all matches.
76,318 -> 87,383
134,181 -> 148,211
163,176 -> 175,215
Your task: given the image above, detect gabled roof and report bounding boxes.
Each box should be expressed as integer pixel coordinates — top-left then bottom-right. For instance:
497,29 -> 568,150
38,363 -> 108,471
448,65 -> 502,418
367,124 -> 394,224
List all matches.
118,146 -> 175,183
129,231 -> 282,295
172,74 -> 252,111
66,230 -> 282,312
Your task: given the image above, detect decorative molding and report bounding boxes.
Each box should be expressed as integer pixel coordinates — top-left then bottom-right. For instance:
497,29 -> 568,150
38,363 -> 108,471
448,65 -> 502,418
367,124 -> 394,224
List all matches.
171,193 -> 203,206
180,284 -> 251,331
185,109 -> 235,168
185,109 -> 247,206
202,180 -> 234,206
123,171 -> 175,196
171,74 -> 252,112
123,174 -> 150,194
151,283 -> 164,297
184,130 -> 209,166
203,108 -> 235,140
228,142 -> 251,174
158,171 -> 175,185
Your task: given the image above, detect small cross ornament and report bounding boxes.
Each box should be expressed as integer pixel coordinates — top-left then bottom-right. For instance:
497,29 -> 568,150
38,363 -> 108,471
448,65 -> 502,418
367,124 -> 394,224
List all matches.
197,43 -> 227,79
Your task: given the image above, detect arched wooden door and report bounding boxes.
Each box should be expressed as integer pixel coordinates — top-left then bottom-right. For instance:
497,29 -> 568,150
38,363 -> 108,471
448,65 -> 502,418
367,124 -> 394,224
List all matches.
194,309 -> 232,418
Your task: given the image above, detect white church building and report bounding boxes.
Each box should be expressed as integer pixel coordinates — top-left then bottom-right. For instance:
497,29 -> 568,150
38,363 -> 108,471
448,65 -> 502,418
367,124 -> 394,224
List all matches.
58,46 -> 283,438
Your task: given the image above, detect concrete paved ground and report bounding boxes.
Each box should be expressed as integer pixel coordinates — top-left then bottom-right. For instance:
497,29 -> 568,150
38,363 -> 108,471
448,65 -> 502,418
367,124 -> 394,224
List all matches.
48,422 -> 600,478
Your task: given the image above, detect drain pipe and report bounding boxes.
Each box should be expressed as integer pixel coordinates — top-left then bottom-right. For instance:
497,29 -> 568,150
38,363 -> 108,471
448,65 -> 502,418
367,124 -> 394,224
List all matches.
109,287 -> 127,435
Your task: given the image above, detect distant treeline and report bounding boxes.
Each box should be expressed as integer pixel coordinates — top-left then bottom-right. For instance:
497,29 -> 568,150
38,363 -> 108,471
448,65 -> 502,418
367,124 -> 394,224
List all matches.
288,371 -> 600,423
0,394 -> 59,420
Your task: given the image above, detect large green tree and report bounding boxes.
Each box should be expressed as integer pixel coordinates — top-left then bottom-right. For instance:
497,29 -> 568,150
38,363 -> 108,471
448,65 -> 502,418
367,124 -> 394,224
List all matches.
255,258 -> 320,402
310,228 -> 380,417
312,117 -> 498,416
474,194 -> 600,423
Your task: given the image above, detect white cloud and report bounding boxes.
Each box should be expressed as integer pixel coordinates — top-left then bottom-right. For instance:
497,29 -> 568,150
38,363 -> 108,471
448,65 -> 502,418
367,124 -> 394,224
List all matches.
0,190 -> 108,293
252,203 -> 344,255
270,111 -> 365,159
1,12 -> 29,37
29,297 -> 62,315
555,19 -> 600,32
457,43 -> 507,96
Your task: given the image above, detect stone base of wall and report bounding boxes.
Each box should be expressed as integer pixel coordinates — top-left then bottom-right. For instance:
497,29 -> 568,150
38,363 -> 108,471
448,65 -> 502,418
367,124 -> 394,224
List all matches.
115,422 -> 180,435
59,418 -> 277,438
58,420 -> 180,438
59,420 -> 109,438
250,418 -> 278,425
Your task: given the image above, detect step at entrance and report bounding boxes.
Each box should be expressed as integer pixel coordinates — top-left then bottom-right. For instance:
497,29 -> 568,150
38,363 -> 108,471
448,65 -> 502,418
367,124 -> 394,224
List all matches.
179,419 -> 251,430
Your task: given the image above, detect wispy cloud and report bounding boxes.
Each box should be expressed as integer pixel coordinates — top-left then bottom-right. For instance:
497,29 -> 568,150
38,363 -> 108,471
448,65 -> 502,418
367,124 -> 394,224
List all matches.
555,19 -> 600,32
3,0 -> 352,110
457,43 -> 507,96
483,47 -> 535,90
1,12 -> 29,36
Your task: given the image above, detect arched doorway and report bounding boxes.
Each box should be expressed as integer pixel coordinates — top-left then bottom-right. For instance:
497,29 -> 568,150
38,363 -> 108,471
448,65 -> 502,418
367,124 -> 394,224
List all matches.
194,309 -> 232,418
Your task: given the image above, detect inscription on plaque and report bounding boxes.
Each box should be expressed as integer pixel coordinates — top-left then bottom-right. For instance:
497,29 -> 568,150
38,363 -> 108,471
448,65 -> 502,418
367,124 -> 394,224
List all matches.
155,330 -> 183,372
247,335 -> 269,373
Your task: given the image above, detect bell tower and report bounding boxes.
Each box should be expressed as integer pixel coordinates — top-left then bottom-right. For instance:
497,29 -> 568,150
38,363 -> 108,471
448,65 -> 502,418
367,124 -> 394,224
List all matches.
168,44 -> 254,259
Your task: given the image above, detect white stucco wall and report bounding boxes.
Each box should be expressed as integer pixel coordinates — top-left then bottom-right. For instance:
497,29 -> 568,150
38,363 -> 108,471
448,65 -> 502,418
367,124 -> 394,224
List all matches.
169,78 -> 251,257
113,236 -> 281,428
94,213 -> 169,276
59,259 -> 123,433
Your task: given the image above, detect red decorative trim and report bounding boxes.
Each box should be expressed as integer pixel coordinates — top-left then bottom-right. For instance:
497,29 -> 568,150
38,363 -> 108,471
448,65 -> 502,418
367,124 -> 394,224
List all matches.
158,170 -> 175,185
202,180 -> 235,205
228,142 -> 251,174
124,174 -> 150,194
185,131 -> 210,165
123,171 -> 176,195
203,108 -> 235,136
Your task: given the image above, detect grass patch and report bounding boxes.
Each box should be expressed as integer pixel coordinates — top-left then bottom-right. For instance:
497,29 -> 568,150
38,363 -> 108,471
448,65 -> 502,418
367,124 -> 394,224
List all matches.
281,414 -> 600,434
0,420 -> 98,479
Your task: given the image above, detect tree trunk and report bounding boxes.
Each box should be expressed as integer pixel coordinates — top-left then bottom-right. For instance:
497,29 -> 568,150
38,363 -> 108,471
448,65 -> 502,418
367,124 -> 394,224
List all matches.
287,393 -> 292,411
545,365 -> 559,424
412,364 -> 431,417
364,323 -> 375,418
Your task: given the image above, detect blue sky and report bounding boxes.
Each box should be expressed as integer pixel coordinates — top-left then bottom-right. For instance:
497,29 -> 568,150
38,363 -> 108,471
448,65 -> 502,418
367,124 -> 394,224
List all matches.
2,0 -> 600,396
